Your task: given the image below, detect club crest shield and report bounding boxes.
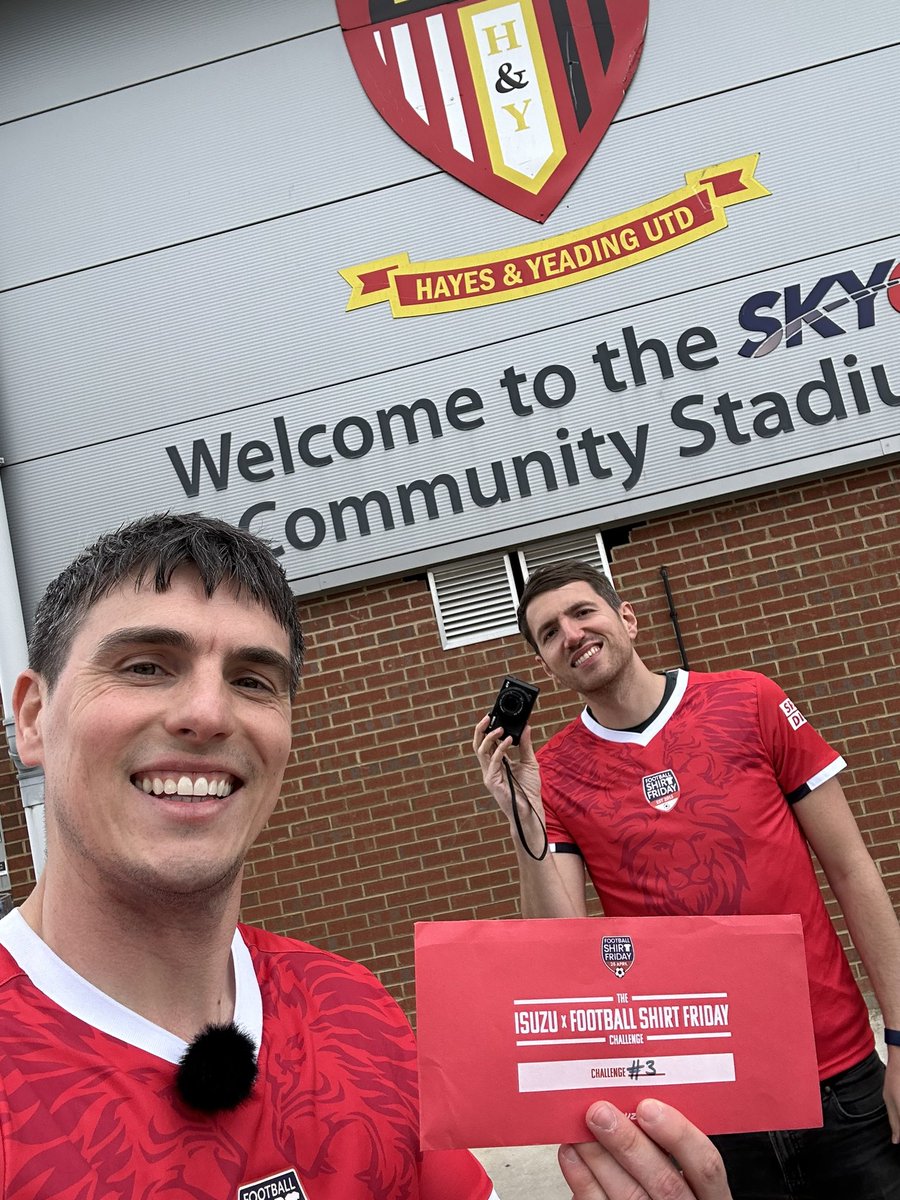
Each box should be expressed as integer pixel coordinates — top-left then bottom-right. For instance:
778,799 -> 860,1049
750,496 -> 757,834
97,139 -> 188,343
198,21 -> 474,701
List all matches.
642,769 -> 680,812
601,935 -> 634,978
337,0 -> 648,222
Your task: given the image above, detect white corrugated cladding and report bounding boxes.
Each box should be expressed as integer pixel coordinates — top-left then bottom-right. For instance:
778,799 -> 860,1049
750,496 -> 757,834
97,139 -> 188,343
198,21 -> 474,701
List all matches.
1,1 -> 898,619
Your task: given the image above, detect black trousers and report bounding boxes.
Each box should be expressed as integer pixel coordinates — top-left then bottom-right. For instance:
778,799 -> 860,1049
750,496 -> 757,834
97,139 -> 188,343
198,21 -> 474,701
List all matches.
711,1051 -> 900,1199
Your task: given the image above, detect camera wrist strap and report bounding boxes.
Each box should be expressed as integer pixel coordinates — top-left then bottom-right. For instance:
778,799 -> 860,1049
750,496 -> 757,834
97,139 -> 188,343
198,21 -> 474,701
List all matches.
502,758 -> 548,861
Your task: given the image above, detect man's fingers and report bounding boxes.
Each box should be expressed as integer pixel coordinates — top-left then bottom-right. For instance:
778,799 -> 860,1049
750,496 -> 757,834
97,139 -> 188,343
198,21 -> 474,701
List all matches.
563,1137 -> 653,1200
557,1143 -> 609,1199
576,1100 -> 691,1199
882,1068 -> 900,1144
634,1100 -> 730,1198
472,714 -> 490,754
489,734 -> 513,765
885,1096 -> 900,1145
564,1100 -> 731,1200
473,718 -> 505,760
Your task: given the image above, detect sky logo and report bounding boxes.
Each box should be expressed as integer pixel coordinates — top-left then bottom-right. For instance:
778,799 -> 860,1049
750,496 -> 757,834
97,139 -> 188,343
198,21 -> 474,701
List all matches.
736,258 -> 900,359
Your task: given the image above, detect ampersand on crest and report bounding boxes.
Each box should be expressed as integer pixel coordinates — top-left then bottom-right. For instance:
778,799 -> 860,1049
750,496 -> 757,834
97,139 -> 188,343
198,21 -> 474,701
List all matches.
495,62 -> 527,93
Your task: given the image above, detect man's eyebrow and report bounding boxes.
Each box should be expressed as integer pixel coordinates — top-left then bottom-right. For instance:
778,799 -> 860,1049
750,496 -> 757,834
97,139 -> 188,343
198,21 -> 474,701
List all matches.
92,629 -> 292,690
232,647 -> 293,691
535,601 -> 597,639
93,627 -> 196,658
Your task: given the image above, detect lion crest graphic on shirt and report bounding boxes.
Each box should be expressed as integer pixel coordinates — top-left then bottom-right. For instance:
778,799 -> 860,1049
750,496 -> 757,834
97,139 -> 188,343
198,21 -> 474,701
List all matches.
641,769 -> 680,812
616,800 -> 749,917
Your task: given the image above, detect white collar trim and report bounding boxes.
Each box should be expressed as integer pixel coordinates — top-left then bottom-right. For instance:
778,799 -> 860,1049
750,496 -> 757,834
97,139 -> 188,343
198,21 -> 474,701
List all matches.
0,908 -> 262,1065
580,669 -> 689,746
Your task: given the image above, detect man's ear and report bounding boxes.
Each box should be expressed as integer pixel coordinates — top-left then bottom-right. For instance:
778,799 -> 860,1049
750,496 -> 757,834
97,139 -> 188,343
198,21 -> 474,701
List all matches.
533,652 -> 557,684
12,670 -> 47,768
618,601 -> 639,642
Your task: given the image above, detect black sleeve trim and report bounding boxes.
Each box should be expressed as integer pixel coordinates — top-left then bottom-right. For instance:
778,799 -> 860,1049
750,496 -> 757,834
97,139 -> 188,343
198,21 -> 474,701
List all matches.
549,843 -> 582,856
785,783 -> 811,805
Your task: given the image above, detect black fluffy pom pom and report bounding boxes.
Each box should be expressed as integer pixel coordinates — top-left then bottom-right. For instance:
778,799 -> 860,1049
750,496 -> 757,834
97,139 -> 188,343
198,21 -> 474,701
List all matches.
175,1022 -> 258,1113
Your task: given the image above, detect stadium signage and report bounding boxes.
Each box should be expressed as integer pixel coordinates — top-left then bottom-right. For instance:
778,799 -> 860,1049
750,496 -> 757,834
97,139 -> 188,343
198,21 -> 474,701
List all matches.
337,0 -> 648,221
341,157 -> 769,316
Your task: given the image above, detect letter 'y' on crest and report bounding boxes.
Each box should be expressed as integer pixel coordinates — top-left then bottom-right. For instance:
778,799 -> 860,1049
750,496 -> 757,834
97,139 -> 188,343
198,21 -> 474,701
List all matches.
337,0 -> 648,222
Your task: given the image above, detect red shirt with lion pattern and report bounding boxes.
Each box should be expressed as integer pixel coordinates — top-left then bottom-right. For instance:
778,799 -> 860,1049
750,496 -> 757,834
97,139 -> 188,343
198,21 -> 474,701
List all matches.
0,916 -> 494,1200
538,669 -> 873,1080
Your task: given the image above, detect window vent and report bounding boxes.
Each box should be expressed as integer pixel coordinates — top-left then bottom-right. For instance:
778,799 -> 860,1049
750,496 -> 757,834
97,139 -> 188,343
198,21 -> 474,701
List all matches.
518,529 -> 611,580
428,529 -> 614,649
427,553 -> 519,649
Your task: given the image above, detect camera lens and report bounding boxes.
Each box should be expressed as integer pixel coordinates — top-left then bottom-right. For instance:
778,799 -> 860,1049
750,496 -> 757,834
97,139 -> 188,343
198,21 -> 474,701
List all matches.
499,689 -> 525,716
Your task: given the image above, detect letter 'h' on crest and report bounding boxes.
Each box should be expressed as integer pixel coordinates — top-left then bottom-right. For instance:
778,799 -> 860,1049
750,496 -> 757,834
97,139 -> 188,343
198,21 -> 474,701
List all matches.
337,0 -> 648,222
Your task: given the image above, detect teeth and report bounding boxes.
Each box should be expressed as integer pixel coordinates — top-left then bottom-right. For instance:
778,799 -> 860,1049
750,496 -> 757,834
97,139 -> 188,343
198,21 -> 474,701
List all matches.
134,773 -> 235,799
575,645 -> 600,667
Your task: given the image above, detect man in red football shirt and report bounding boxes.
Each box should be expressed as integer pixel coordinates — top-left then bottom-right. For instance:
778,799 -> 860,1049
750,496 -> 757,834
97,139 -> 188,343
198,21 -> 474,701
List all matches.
3,513 -> 499,1200
474,560 -> 900,1199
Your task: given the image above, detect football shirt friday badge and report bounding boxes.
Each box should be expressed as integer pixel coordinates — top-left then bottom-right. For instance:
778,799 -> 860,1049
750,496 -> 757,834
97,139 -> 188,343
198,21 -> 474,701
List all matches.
642,769 -> 680,812
238,1169 -> 307,1200
601,934 -> 634,978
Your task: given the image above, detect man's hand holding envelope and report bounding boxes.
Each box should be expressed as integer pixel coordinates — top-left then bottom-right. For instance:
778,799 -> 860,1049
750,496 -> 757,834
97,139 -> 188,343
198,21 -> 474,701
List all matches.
564,1098 -> 732,1199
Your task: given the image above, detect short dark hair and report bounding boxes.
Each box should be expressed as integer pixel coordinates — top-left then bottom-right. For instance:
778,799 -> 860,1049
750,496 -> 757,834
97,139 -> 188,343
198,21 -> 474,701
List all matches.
517,560 -> 623,651
29,512 -> 304,695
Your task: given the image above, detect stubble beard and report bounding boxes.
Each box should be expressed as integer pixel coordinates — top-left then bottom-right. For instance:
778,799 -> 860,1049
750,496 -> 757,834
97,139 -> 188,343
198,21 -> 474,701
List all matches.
573,637 -> 635,704
51,798 -> 246,919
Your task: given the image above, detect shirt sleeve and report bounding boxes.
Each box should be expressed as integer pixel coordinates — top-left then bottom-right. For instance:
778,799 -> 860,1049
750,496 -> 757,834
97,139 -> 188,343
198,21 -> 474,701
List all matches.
754,673 -> 846,802
417,1148 -> 497,1199
536,744 -> 581,851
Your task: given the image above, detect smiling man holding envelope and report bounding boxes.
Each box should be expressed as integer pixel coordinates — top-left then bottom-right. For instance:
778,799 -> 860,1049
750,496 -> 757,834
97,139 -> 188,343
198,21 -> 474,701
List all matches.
471,560 -> 900,1198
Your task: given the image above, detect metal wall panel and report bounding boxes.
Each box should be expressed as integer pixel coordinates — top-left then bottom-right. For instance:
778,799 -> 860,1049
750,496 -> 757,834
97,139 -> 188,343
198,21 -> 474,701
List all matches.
2,1 -> 899,619
0,28 -> 421,289
6,229 -> 899,614
2,1 -> 896,287
0,0 -> 337,121
2,51 -> 895,459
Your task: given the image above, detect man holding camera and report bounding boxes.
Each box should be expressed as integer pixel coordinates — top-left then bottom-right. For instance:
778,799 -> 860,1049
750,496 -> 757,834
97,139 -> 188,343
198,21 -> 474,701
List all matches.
474,560 -> 900,1198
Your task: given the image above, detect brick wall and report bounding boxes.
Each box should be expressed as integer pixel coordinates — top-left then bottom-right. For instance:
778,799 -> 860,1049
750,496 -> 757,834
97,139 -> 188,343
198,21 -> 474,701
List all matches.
1,459 -> 897,1020
0,752 -> 31,906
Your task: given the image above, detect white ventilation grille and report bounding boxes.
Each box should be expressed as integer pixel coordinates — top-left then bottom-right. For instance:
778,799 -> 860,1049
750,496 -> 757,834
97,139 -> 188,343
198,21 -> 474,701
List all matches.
427,553 -> 519,649
518,529 -> 611,580
428,529 -> 615,650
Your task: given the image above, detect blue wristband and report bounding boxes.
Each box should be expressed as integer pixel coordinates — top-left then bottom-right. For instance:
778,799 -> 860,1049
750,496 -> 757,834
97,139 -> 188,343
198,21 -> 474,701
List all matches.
885,1028 -> 900,1047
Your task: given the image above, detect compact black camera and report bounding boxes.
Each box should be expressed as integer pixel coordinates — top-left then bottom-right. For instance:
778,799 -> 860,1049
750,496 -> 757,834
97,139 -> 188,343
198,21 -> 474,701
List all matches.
486,675 -> 540,745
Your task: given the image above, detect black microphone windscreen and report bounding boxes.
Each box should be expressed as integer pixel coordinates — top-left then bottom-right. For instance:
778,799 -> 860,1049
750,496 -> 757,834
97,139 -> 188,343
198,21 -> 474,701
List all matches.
175,1021 -> 258,1113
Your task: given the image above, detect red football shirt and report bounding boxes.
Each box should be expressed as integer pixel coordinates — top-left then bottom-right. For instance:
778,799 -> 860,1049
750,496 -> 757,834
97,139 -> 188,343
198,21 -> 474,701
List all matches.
538,669 -> 873,1080
0,915 -> 496,1200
